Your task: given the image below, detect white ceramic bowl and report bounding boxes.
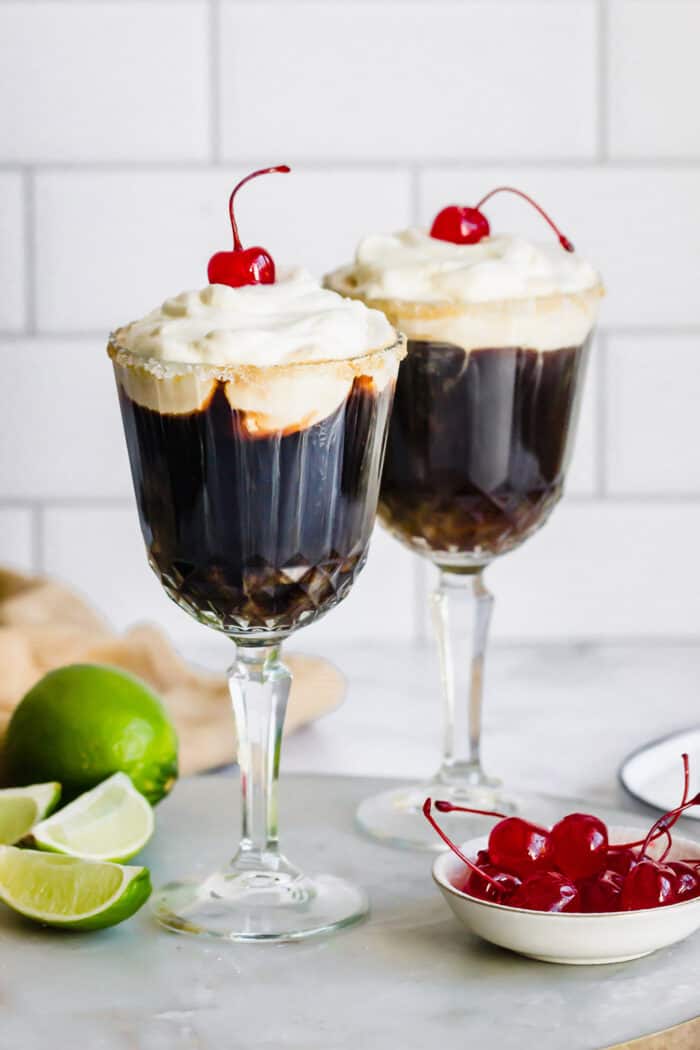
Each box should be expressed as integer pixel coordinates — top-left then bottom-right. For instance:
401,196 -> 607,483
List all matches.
432,825 -> 700,965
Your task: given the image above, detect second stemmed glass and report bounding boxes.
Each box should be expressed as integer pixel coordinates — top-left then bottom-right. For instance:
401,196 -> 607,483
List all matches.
326,269 -> 602,849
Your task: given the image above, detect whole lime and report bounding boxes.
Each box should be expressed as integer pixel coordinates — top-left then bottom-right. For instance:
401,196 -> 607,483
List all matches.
4,664 -> 178,805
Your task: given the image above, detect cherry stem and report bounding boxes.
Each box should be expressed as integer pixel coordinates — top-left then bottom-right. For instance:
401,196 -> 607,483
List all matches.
422,799 -> 503,891
434,800 -> 507,819
660,752 -> 691,862
474,186 -> 575,252
639,789 -> 700,860
616,753 -> 691,854
227,165 -> 291,252
658,829 -> 674,861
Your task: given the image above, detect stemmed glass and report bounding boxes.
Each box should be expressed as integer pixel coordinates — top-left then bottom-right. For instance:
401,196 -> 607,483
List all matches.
326,285 -> 601,850
109,336 -> 404,938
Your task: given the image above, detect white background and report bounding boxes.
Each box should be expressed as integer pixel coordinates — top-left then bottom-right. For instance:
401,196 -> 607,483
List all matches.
1,0 -> 700,655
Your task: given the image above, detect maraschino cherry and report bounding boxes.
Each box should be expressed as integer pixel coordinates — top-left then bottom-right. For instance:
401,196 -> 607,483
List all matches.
508,871 -> 579,914
605,847 -> 637,876
488,817 -> 553,879
424,754 -> 700,915
461,866 -> 521,903
429,205 -> 489,246
433,801 -> 552,880
668,862 -> 700,902
550,813 -> 608,880
429,186 -> 574,252
619,858 -> 677,911
578,869 -> 624,913
207,165 -> 290,288
423,800 -> 513,903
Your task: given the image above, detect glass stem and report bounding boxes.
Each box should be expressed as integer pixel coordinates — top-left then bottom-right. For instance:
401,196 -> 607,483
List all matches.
228,642 -> 291,871
432,567 -> 495,792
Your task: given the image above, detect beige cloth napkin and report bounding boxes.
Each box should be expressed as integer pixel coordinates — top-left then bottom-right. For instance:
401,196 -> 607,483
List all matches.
0,569 -> 344,775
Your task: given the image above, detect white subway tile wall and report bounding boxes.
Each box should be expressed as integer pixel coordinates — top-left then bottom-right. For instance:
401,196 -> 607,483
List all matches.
35,169 -> 412,331
1,0 -> 698,647
0,339 -> 131,499
609,1 -> 700,158
419,167 -> 700,327
606,334 -> 700,495
0,510 -> 34,572
0,173 -> 25,331
219,2 -> 598,160
0,2 -> 210,162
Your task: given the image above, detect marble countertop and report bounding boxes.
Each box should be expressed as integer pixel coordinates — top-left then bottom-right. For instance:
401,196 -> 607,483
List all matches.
4,771 -> 699,1050
5,641 -> 700,1049
278,640 -> 700,809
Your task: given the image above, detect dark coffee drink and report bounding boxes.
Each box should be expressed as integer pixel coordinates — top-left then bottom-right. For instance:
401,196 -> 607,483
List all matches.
379,338 -> 590,564
116,371 -> 394,639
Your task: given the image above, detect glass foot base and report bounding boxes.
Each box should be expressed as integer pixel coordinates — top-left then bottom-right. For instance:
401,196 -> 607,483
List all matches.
152,865 -> 368,942
356,780 -> 517,851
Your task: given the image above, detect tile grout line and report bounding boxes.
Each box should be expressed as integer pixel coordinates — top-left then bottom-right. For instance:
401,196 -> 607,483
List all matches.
31,504 -> 45,574
0,0 -> 207,4
7,493 -> 700,509
409,164 -> 423,643
5,158 -> 700,175
596,0 -> 609,163
0,0 -> 630,4
594,331 -> 608,497
490,635 -> 700,651
602,325 -> 700,337
0,330 -> 107,342
208,0 -> 221,164
409,166 -> 421,225
0,498 -> 135,510
22,167 -> 36,335
3,325 -> 700,344
413,561 -> 430,645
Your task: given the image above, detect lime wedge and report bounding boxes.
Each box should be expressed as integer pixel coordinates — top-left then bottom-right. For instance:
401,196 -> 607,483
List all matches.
32,772 -> 154,862
0,782 -> 62,845
0,846 -> 151,930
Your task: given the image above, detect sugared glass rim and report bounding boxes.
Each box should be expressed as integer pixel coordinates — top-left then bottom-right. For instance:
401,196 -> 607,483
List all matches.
107,332 -> 406,382
324,268 -> 605,319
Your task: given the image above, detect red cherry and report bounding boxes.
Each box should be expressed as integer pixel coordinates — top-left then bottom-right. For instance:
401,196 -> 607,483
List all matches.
430,205 -> 490,245
550,813 -> 609,880
208,245 -> 276,287
668,861 -> 700,902
429,186 -> 575,252
422,799 -> 512,901
508,871 -> 579,913
619,859 -> 677,911
605,847 -> 638,877
577,869 -> 624,913
461,865 -> 521,904
488,817 -> 553,879
207,165 -> 290,288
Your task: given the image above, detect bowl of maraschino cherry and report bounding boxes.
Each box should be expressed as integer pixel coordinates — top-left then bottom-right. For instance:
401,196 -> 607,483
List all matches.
428,755 -> 700,964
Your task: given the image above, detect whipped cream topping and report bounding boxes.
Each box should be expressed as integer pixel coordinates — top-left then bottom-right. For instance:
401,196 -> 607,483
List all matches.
346,228 -> 600,304
113,267 -> 396,367
111,268 -> 404,432
327,228 -> 602,352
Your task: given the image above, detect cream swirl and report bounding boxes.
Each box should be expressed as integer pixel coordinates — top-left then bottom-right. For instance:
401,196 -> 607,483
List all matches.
326,228 -> 603,352
113,266 -> 396,366
344,228 -> 600,304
